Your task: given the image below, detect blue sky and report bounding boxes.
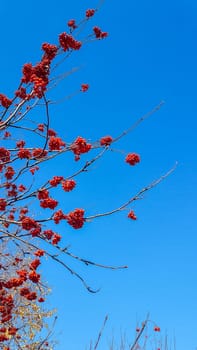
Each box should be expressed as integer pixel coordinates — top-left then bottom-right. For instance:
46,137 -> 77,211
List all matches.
0,0 -> 197,349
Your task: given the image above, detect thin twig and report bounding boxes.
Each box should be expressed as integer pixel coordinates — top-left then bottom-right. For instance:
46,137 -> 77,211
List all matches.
112,101 -> 165,144
86,162 -> 177,221
94,315 -> 109,350
37,316 -> 58,350
130,313 -> 150,350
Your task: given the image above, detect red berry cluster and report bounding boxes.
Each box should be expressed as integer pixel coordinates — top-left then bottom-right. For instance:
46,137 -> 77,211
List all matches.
0,94 -> 12,108
48,136 -> 66,151
67,19 -> 77,29
81,83 -> 89,92
93,26 -> 108,39
100,135 -> 113,146
59,32 -> 82,52
86,9 -> 95,18
66,208 -> 85,229
71,136 -> 92,161
128,210 -> 137,220
20,43 -> 58,99
125,153 -> 140,166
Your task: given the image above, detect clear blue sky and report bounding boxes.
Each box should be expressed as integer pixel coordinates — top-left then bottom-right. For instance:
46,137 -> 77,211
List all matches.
1,0 -> 197,349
